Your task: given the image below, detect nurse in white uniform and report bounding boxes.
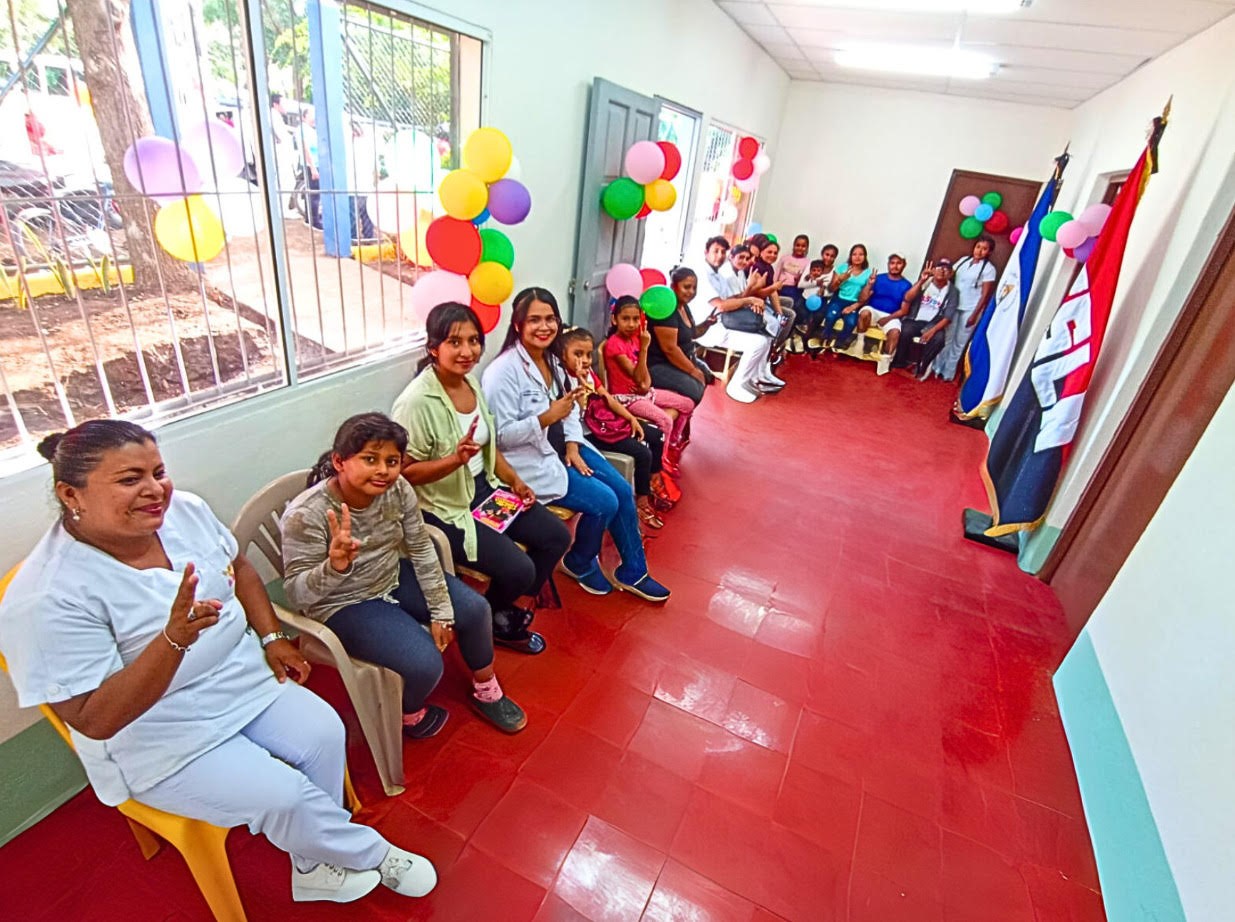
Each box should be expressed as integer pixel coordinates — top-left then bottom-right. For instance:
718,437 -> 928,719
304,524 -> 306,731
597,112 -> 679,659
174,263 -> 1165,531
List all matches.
0,420 -> 437,905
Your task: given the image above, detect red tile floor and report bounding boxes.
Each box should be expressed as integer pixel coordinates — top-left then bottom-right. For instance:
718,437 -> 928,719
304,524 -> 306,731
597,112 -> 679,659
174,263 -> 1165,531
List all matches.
0,356 -> 1107,921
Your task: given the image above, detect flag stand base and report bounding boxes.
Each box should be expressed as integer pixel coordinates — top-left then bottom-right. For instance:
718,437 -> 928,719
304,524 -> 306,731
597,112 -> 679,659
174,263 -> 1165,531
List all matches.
949,411 -> 987,431
962,508 -> 1018,554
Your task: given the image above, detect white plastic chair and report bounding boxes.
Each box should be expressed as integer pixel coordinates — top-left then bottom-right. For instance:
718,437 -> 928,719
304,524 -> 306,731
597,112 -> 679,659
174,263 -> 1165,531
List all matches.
231,470 -> 453,798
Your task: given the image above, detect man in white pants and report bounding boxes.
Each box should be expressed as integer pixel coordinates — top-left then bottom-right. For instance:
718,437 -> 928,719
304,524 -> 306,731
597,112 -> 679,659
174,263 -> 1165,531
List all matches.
690,236 -> 776,403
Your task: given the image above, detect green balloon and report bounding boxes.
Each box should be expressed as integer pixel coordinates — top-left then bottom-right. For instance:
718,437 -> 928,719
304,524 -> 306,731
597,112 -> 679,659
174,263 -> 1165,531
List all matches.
479,228 -> 514,269
959,216 -> 984,239
640,284 -> 676,320
981,191 -> 1003,208
766,233 -> 778,245
601,178 -> 644,221
1039,210 -> 1073,242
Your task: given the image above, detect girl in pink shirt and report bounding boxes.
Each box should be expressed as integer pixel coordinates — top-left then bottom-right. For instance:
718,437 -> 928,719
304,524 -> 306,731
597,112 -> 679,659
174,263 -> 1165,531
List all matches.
602,297 -> 695,475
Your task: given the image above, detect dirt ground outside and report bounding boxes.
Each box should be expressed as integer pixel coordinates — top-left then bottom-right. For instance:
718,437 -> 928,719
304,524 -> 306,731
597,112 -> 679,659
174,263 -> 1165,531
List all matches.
0,217 -> 422,453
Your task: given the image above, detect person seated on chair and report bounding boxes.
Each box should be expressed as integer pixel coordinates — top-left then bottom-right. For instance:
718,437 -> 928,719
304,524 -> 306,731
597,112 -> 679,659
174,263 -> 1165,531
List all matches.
750,237 -> 796,363
392,302 -> 571,658
282,413 -> 527,737
856,254 -> 914,359
803,244 -> 839,355
645,264 -> 722,406
822,243 -> 875,351
691,238 -> 778,402
0,421 -> 437,905
775,234 -> 812,308
890,259 -> 958,376
719,241 -> 753,294
481,287 -> 671,602
603,296 -> 695,477
558,325 -> 667,530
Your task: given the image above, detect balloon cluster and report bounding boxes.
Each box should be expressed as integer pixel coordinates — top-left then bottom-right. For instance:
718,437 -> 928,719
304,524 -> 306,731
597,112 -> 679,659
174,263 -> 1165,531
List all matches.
601,141 -> 683,221
124,123 -> 248,263
414,127 -> 530,330
1039,203 -> 1111,263
731,135 -> 771,194
958,191 -> 1009,239
604,263 -> 675,319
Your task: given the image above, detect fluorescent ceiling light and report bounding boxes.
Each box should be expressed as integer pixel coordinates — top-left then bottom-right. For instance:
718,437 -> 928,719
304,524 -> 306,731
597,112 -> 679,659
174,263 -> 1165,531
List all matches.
835,43 -> 999,79
811,0 -> 1028,12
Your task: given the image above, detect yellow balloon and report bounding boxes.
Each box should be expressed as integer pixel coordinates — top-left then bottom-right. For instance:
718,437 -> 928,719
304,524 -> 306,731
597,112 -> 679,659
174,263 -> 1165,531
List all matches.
462,127 -> 513,183
644,179 -> 677,212
154,195 -> 225,262
438,169 -> 488,220
469,261 -> 514,305
731,186 -> 742,203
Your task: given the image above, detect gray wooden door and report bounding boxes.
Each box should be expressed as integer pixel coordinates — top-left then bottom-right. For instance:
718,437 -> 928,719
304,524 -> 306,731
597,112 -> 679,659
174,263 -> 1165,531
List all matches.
570,78 -> 660,331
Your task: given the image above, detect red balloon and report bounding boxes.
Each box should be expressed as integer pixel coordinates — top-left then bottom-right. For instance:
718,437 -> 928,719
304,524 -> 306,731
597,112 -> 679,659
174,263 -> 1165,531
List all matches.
737,136 -> 760,159
640,268 -> 666,290
426,217 -> 481,275
732,158 -> 755,181
1062,246 -> 1076,259
986,209 -> 1010,234
470,297 -> 501,333
635,204 -> 652,219
657,141 -> 682,181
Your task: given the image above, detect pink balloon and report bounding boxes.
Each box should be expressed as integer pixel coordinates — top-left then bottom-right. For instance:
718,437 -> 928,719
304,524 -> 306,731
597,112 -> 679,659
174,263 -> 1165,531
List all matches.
123,136 -> 202,204
1056,219 -> 1090,250
1078,203 -> 1112,237
410,270 -> 471,322
624,141 -> 666,185
605,262 -> 642,299
1073,236 -> 1097,262
734,175 -> 758,193
959,195 -> 981,217
1009,225 -> 1024,246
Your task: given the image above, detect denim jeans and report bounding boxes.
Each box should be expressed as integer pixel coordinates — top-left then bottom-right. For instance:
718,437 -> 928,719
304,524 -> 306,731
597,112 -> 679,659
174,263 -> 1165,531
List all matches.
824,297 -> 859,345
556,443 -> 647,584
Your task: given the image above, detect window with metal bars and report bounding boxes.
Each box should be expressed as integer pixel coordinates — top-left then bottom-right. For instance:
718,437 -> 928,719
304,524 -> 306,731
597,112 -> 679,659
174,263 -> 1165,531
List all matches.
0,0 -> 481,464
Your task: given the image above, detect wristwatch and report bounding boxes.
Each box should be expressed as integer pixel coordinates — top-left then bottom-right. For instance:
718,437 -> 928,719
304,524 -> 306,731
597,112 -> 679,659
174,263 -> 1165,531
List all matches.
259,631 -> 290,649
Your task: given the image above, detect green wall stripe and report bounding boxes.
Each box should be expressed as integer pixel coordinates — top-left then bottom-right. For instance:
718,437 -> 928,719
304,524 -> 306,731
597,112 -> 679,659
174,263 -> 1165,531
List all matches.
0,719 -> 87,847
1054,632 -> 1185,922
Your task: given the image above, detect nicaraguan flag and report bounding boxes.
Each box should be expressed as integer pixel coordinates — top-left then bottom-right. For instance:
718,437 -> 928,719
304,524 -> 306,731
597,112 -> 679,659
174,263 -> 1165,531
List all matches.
980,111 -> 1167,536
955,151 -> 1068,419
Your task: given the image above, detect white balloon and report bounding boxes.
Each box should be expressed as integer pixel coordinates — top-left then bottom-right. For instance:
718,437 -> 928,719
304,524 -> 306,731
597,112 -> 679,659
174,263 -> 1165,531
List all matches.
753,152 -> 771,175
734,175 -> 758,193
370,175 -> 424,236
717,201 -> 738,223
203,176 -> 261,239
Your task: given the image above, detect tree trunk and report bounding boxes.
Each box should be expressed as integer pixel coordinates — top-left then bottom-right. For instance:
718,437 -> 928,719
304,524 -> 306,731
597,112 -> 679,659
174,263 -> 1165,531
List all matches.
64,0 -> 197,294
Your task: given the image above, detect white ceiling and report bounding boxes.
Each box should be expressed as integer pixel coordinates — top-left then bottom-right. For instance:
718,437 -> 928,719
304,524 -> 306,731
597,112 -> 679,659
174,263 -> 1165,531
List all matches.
716,0 -> 1235,108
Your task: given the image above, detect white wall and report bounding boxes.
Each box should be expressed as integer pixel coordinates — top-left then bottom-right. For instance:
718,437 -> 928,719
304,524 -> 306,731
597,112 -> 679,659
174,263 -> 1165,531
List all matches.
1006,14 -> 1235,555
758,82 -> 1071,268
1083,380 -> 1235,922
443,0 -> 790,299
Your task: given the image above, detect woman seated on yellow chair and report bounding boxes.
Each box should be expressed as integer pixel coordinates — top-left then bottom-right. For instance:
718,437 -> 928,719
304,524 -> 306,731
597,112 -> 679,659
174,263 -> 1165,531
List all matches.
0,420 -> 437,906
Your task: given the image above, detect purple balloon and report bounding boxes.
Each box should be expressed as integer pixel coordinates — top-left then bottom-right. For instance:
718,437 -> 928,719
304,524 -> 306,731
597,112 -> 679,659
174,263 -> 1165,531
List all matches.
123,137 -> 203,204
1073,236 -> 1097,262
487,179 -> 531,225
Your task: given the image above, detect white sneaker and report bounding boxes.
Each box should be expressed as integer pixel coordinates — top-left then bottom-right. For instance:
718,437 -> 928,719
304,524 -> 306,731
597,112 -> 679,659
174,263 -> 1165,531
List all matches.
291,863 -> 381,903
379,845 -> 438,897
759,371 -> 786,387
725,380 -> 759,403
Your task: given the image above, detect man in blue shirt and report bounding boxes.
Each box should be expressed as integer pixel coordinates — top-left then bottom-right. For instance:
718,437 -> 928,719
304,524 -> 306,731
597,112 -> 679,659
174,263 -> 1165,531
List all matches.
856,254 -> 913,359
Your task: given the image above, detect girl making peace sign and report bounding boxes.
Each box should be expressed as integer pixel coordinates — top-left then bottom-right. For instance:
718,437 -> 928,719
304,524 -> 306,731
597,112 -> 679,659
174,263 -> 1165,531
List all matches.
281,413 -> 527,738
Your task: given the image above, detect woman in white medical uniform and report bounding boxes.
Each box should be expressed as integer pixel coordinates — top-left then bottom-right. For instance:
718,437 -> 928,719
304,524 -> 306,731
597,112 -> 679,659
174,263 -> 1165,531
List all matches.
0,420 -> 436,905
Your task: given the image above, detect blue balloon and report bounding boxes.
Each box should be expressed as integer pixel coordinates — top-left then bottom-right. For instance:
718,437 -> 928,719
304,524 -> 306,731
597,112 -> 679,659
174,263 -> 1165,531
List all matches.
805,294 -> 823,312
472,207 -> 491,226
747,221 -> 763,235
974,203 -> 994,222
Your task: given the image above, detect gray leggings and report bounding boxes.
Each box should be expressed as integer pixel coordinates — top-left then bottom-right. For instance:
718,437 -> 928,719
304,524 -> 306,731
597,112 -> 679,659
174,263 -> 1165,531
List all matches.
649,360 -> 708,405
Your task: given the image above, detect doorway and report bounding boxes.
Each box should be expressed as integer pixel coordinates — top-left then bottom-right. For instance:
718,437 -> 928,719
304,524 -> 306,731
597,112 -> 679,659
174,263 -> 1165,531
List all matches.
639,99 -> 701,274
923,170 -> 1042,275
1041,203 -> 1235,634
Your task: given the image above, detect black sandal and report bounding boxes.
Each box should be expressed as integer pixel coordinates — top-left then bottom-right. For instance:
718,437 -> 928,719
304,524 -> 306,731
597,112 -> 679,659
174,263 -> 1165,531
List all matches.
493,629 -> 547,655
403,704 -> 449,739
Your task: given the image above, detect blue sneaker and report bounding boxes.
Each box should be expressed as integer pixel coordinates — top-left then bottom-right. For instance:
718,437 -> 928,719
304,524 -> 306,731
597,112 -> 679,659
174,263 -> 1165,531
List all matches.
615,573 -> 671,602
560,558 -> 614,595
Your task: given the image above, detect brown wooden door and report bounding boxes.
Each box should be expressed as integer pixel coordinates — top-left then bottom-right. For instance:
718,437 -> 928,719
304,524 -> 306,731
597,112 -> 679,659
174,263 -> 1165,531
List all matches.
922,170 -> 1043,275
1043,204 -> 1235,635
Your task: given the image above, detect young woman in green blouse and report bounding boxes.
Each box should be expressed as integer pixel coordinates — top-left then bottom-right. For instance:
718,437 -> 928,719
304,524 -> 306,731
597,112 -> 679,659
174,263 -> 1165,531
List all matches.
392,302 -> 571,656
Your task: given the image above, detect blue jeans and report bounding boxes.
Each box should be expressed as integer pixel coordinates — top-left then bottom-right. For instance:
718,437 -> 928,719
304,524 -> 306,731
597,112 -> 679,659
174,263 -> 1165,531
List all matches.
556,443 -> 647,584
824,297 -> 858,344
326,562 -> 492,713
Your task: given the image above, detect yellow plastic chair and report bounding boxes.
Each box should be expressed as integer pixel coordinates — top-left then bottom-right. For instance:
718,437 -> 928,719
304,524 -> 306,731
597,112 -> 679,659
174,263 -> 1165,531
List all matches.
232,470 -> 453,798
0,564 -> 362,922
